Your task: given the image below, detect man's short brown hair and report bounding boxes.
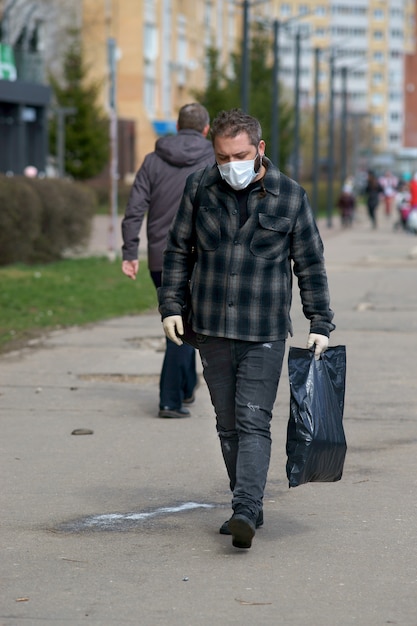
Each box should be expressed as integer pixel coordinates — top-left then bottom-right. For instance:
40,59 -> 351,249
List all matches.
210,109 -> 262,147
177,103 -> 210,132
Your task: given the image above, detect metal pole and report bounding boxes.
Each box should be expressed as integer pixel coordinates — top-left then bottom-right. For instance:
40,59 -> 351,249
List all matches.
340,65 -> 348,187
326,53 -> 335,227
55,107 -> 76,178
293,29 -> 301,181
57,109 -> 64,178
271,19 -> 280,166
107,36 -> 118,261
312,47 -> 320,219
241,0 -> 250,112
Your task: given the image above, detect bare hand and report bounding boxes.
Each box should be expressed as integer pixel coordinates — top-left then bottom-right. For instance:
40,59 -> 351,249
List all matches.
122,260 -> 139,280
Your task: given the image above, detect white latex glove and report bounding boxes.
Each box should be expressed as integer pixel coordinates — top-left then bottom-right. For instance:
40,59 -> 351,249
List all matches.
162,315 -> 184,345
307,333 -> 329,360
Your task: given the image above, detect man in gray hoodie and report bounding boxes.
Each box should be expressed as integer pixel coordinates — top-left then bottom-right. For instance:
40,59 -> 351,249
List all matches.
121,103 -> 214,418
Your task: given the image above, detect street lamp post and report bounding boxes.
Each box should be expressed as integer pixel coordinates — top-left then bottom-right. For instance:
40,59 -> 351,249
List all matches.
326,52 -> 335,227
270,12 -> 311,171
271,18 -> 280,166
293,29 -> 302,181
241,0 -> 250,112
340,65 -> 348,188
312,47 -> 321,218
107,36 -> 119,261
56,106 -> 76,178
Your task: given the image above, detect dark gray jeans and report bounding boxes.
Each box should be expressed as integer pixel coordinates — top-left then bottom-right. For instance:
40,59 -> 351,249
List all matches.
197,336 -> 285,519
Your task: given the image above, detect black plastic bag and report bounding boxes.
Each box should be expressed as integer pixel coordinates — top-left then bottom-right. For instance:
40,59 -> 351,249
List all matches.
286,345 -> 347,488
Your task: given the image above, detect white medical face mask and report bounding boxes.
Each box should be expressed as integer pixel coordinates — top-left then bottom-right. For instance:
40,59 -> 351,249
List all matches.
217,155 -> 259,190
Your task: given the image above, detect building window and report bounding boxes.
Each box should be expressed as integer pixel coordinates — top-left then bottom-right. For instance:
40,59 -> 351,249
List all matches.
280,3 -> 291,17
144,75 -> 156,116
176,15 -> 187,87
373,9 -> 384,20
204,1 -> 212,28
373,30 -> 384,40
144,22 -> 158,61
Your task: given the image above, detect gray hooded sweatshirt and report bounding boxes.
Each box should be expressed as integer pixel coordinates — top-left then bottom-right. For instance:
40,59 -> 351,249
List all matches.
121,128 -> 214,272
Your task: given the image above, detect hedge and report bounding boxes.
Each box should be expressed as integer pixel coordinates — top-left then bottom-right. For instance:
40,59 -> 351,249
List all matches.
0,176 -> 97,266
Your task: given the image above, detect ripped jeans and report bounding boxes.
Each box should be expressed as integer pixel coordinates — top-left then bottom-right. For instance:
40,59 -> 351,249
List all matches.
197,336 -> 285,519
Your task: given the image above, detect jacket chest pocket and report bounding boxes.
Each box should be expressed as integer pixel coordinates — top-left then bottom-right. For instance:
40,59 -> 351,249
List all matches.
196,206 -> 221,251
250,214 -> 291,260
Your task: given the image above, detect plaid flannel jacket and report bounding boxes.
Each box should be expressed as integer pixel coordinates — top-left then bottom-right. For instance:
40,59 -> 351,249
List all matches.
158,159 -> 335,341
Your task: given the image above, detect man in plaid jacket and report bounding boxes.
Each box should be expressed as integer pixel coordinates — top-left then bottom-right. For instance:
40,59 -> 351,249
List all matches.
158,109 -> 335,550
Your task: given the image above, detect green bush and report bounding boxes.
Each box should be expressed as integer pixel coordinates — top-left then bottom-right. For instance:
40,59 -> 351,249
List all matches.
0,176 -> 43,265
0,176 -> 97,266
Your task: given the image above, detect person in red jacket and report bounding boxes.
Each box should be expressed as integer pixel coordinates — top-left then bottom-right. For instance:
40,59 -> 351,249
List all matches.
410,173 -> 417,209
121,103 -> 214,418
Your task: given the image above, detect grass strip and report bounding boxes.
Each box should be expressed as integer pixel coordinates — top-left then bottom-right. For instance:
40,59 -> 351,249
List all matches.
0,257 -> 157,352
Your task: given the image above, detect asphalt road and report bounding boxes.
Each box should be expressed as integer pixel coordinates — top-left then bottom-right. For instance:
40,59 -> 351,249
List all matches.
1,206 -> 417,625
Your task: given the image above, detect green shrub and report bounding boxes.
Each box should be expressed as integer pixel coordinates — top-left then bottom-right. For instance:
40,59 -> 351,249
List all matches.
0,176 -> 97,266
0,176 -> 43,265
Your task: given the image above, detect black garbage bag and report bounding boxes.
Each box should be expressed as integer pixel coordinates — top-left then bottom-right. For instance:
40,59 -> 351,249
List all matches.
286,345 -> 347,488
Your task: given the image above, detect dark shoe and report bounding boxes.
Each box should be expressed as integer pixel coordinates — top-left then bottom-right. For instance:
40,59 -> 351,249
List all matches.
183,380 -> 200,405
158,407 -> 190,419
228,513 -> 256,549
219,510 -> 263,535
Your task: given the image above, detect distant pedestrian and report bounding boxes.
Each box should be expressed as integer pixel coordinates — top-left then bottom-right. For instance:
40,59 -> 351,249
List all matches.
121,103 -> 214,418
337,180 -> 356,227
379,170 -> 398,217
364,171 -> 383,229
410,172 -> 417,209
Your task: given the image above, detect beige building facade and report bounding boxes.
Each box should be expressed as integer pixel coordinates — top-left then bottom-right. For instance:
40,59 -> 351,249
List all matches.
81,0 -> 244,174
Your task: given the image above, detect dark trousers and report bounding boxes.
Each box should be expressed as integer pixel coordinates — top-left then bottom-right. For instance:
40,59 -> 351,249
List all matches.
197,336 -> 285,519
151,271 -> 197,409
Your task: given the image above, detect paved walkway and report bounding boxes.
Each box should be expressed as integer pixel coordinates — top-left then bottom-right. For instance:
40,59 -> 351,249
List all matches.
1,206 -> 417,625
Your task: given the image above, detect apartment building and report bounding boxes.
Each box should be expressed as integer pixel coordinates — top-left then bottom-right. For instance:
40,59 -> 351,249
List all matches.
270,0 -> 416,156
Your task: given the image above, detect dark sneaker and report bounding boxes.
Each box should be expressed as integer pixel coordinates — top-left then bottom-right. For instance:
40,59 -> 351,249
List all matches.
219,510 -> 263,535
158,407 -> 191,418
228,513 -> 256,549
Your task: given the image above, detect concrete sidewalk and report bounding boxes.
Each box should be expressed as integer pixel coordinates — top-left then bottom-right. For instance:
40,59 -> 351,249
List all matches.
1,207 -> 417,625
